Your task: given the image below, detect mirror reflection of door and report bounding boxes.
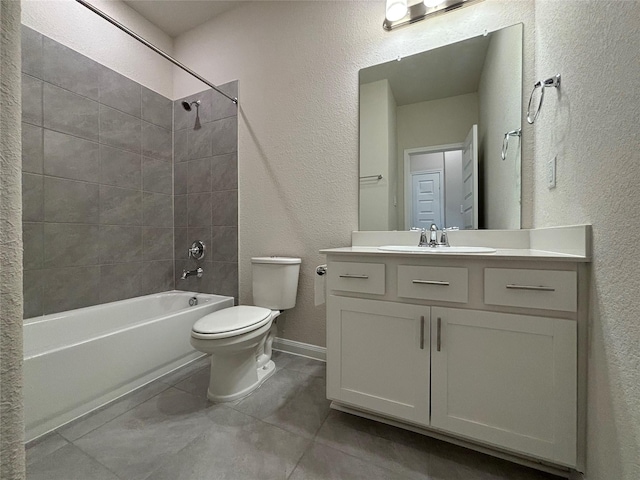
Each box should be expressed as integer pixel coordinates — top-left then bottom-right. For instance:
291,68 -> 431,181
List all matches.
411,171 -> 443,229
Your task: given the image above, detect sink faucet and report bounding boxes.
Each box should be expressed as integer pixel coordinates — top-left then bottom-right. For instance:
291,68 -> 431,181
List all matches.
181,267 -> 203,279
429,224 -> 438,246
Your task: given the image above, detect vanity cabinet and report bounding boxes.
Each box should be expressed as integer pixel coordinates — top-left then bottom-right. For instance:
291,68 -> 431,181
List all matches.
324,253 -> 586,470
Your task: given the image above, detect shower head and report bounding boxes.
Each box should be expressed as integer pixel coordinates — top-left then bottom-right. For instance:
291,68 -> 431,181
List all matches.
181,100 -> 201,111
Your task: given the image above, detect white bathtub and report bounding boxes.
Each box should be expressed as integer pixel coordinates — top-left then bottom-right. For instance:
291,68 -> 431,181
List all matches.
23,290 -> 234,442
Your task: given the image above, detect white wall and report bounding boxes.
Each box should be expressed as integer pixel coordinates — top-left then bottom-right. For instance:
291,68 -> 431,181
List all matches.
532,1 -> 640,479
21,0 -> 174,97
478,24 -> 522,229
172,0 -> 534,348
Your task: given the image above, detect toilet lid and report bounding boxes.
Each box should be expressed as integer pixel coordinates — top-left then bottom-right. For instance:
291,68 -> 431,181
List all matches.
192,306 -> 272,335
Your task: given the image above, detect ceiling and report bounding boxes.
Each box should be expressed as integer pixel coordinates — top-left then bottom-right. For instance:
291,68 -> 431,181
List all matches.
123,0 -> 244,38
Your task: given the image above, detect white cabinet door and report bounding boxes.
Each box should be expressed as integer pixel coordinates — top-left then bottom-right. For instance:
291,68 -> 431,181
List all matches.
327,295 -> 430,426
430,307 -> 577,467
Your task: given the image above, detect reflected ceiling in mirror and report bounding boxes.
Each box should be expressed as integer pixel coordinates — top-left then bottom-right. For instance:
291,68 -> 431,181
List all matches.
359,23 -> 523,231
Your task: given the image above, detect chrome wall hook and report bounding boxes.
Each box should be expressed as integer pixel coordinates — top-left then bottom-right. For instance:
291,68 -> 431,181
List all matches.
527,74 -> 561,124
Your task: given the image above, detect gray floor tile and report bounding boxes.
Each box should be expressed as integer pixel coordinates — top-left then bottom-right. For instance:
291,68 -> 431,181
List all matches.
289,441 -> 409,480
272,350 -> 294,370
26,432 -> 69,467
173,365 -> 211,398
283,355 -> 326,379
146,406 -> 310,480
159,355 -> 210,386
27,443 -> 119,480
74,387 -> 216,480
58,380 -> 171,442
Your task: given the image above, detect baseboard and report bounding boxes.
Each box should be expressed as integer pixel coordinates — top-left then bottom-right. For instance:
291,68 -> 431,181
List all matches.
272,337 -> 326,362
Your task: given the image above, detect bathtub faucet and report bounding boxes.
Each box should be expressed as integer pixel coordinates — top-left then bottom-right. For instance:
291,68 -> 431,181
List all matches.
181,267 -> 204,280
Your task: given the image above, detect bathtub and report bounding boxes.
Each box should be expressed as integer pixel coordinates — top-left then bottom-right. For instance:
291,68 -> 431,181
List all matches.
23,291 -> 234,442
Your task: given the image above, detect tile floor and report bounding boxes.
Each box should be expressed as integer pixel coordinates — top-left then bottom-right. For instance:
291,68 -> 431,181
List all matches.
26,351 -> 564,480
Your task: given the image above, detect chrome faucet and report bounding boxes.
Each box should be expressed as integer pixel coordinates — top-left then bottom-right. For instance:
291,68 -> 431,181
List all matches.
181,267 -> 203,279
429,224 -> 438,246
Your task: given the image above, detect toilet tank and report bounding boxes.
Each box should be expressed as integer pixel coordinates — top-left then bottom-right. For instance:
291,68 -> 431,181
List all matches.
251,257 -> 301,310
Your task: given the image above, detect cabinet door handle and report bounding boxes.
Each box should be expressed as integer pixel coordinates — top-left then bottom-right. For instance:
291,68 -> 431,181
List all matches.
506,284 -> 555,292
339,274 -> 369,279
437,317 -> 442,352
412,280 -> 450,286
420,316 -> 425,350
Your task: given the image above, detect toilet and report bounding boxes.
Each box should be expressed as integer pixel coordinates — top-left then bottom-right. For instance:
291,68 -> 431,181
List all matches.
190,256 -> 301,402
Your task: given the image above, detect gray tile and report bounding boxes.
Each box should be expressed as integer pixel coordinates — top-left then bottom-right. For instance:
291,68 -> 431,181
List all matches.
99,262 -> 143,303
143,192 -> 173,227
284,355 -> 326,379
58,381 -> 170,442
44,223 -> 100,268
187,193 -> 212,227
187,227 -> 212,259
22,74 -> 42,126
99,104 -> 141,153
211,226 -> 237,262
173,162 -> 187,195
209,81 -> 238,121
21,26 -> 43,79
142,86 -> 172,130
99,66 -> 141,117
175,260 -> 214,294
143,156 -> 172,194
99,225 -> 142,264
142,227 -> 173,261
173,228 -> 188,261
173,366 -> 211,398
315,410 -> 433,480
212,261 -> 238,298
26,443 -> 119,480
187,157 -> 212,193
23,222 -> 43,271
174,129 -> 188,163
210,116 -> 238,156
99,185 -> 142,226
146,406 -> 309,480
174,91 -> 212,131
159,355 -> 210,386
74,387 -> 214,480
26,432 -> 68,467
99,144 -> 141,189
43,266 -> 100,314
211,152 -> 238,191
174,195 -> 188,227
22,173 -> 43,222
44,177 -> 99,224
22,123 -> 43,174
43,83 -> 99,141
23,269 -> 44,319
289,442 -> 407,480
272,350 -> 295,370
43,129 -> 100,182
141,260 -> 174,295
211,189 -> 238,226
233,368 -> 331,439
43,37 -> 100,100
187,122 -> 213,160
428,440 -> 505,480
142,122 -> 172,161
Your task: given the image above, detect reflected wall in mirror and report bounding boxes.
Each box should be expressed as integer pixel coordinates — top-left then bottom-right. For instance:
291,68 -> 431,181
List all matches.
359,23 -> 522,231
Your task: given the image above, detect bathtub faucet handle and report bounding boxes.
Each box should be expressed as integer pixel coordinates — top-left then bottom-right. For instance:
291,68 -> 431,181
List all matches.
181,267 -> 204,280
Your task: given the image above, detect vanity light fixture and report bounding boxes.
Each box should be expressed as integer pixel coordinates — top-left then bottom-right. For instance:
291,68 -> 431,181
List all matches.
383,0 -> 484,31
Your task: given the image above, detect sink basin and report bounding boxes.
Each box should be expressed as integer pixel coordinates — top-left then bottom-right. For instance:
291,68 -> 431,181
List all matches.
378,245 -> 497,254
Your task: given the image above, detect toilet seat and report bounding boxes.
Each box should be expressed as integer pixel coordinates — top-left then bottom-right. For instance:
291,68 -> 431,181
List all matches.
191,305 -> 273,340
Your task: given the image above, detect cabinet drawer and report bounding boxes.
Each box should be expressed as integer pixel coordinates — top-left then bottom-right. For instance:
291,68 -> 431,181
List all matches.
328,262 -> 385,295
398,266 -> 468,303
484,268 -> 577,312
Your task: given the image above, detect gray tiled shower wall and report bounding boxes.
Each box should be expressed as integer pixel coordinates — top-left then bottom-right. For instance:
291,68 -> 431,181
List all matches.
173,84 -> 239,302
21,26 -> 175,318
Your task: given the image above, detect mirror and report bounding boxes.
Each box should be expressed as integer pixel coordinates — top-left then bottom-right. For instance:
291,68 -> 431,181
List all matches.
359,23 -> 522,231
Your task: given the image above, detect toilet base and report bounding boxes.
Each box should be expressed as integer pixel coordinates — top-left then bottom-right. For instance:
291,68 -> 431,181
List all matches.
207,359 -> 276,403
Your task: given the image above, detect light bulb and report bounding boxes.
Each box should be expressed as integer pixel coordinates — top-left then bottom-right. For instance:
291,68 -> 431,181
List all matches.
424,0 -> 446,7
386,0 -> 408,21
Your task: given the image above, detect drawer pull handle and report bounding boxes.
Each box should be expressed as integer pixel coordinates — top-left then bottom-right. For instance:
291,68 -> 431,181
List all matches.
420,316 -> 425,350
506,284 -> 556,292
412,280 -> 450,286
437,317 -> 442,352
339,274 -> 369,279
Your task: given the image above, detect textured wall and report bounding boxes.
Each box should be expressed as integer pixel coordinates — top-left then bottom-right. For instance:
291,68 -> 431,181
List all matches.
532,1 -> 640,478
21,27 -> 174,318
0,0 -> 25,477
172,0 -> 535,347
21,0 -> 174,98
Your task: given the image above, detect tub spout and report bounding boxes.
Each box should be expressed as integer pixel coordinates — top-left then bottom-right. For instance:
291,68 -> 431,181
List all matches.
182,267 -> 203,279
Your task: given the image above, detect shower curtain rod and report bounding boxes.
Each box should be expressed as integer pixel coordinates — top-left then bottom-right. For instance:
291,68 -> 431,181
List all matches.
75,0 -> 238,105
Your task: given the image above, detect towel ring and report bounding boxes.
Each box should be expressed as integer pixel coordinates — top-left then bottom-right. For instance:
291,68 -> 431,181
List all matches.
526,74 -> 561,124
501,129 -> 522,160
